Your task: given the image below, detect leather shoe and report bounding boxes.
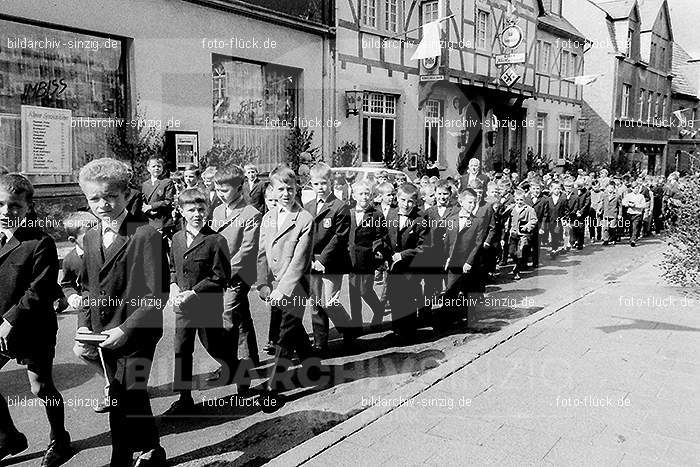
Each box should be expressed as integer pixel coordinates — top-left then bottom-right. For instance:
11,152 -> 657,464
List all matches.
133,446 -> 166,467
41,434 -> 72,467
0,432 -> 28,462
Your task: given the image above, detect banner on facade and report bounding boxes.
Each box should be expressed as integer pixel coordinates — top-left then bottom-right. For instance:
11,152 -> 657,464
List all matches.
21,105 -> 72,175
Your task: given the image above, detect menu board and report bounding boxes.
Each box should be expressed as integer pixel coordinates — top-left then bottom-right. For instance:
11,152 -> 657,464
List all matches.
21,105 -> 72,174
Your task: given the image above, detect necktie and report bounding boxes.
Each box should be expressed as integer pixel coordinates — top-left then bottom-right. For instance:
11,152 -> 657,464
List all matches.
399,214 -> 407,230
0,232 -> 6,248
355,209 -> 364,225
317,199 -> 324,213
103,227 -> 115,249
459,215 -> 471,231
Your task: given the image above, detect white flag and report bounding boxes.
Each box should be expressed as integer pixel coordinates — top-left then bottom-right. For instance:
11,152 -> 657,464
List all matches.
572,74 -> 603,86
411,20 -> 442,61
673,109 -> 687,125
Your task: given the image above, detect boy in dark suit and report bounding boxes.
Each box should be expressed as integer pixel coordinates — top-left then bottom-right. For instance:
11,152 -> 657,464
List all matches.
385,183 -> 428,341
420,181 -> 458,313
304,163 -> 353,352
566,180 -> 590,250
243,164 -> 265,214
141,157 -> 176,234
442,188 -> 481,327
525,182 -> 550,268
257,166 -> 316,398
77,158 -> 168,466
507,189 -> 538,280
0,174 -> 72,466
347,180 -> 389,331
167,188 -> 233,414
211,166 -> 262,378
547,182 -> 568,258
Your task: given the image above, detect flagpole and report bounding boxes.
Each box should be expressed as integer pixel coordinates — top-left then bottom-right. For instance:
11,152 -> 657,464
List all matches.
387,14 -> 455,41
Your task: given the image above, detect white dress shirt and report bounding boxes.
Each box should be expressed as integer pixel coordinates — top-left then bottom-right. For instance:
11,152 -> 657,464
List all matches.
102,210 -> 127,249
185,225 -> 202,248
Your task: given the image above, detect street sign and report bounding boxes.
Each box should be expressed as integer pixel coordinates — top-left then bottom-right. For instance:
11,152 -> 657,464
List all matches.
500,67 -> 520,87
495,52 -> 526,66
420,75 -> 445,81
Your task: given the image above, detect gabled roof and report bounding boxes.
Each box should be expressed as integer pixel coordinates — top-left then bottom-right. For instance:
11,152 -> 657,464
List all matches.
593,0 -> 636,19
672,42 -> 699,98
538,13 -> 588,42
637,0 -> 664,31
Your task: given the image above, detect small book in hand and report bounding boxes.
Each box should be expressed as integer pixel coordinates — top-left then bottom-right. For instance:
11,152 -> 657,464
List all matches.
75,332 -> 109,344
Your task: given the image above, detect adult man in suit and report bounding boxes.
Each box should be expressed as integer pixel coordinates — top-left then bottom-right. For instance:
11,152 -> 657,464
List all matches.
547,181 -> 568,257
304,163 -> 353,351
77,158 -> 168,466
141,157 -> 176,233
469,179 -> 497,294
567,181 -> 590,250
459,158 -> 490,193
243,164 -> 266,214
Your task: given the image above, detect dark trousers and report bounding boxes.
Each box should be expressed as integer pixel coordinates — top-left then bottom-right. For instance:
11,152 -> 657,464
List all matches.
571,218 -> 586,248
173,313 -> 236,392
630,214 -> 643,243
223,282 -> 259,365
530,230 -> 541,267
0,354 -> 68,446
349,272 -> 384,327
386,273 -> 419,336
103,349 -> 160,466
267,291 -> 313,392
268,305 -> 283,344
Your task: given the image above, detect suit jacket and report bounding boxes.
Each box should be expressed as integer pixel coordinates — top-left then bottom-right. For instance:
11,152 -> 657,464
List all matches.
444,213 -> 481,270
79,213 -> 168,350
0,227 -> 59,357
384,207 -> 428,274
419,205 -> 459,268
141,177 -> 176,230
600,192 -> 622,218
206,191 -> 222,223
126,187 -> 144,220
170,226 -> 230,320
548,194 -> 568,233
257,204 -> 314,298
211,198 -> 261,287
459,172 -> 490,192
525,195 -> 551,228
348,205 -> 389,274
566,189 -> 591,221
243,178 -> 266,214
474,200 -> 497,247
60,247 -> 84,298
304,194 -> 352,274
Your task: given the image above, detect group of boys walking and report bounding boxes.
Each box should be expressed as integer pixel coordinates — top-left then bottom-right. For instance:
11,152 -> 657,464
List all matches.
0,156 -> 672,467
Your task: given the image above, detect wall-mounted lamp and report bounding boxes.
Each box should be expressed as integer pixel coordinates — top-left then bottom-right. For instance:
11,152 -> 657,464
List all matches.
577,118 -> 588,132
345,90 -> 363,117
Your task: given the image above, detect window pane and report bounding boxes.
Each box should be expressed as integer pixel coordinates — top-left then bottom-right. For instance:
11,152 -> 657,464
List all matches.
385,119 -> 394,159
362,117 -> 369,161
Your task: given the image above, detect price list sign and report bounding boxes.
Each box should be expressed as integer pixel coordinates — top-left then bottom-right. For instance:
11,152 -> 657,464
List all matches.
21,105 -> 72,174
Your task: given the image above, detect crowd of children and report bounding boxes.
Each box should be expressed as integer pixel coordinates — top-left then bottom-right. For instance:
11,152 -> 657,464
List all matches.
0,157 -> 682,466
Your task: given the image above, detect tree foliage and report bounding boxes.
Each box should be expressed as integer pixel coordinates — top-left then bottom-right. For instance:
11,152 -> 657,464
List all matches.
285,126 -> 321,174
661,175 -> 700,288
203,139 -> 259,171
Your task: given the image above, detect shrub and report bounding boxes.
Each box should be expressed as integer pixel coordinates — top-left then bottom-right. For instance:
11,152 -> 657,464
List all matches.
661,175 -> 700,287
203,139 -> 259,170
331,141 -> 359,167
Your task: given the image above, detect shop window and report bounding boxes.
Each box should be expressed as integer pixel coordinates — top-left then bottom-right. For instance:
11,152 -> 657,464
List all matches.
0,18 -> 126,181
362,92 -> 397,163
621,84 -> 631,118
211,55 -> 298,126
639,89 -> 645,119
424,99 -> 441,163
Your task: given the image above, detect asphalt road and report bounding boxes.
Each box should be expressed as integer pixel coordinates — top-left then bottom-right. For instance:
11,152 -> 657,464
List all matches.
1,236 -> 667,466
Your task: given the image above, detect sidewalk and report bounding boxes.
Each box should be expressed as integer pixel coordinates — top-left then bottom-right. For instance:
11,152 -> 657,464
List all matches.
284,254 -> 700,466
